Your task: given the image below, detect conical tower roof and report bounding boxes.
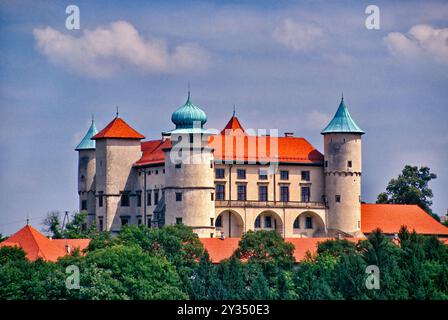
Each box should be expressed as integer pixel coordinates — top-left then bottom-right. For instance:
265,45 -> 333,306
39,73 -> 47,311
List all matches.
92,116 -> 145,140
75,119 -> 98,150
321,97 -> 364,135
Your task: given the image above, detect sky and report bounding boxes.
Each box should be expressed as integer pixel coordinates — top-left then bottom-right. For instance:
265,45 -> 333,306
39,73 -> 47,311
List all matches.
0,0 -> 447,235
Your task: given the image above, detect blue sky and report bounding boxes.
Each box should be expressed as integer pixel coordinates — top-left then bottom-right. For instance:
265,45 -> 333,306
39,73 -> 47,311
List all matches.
1,0 -> 447,235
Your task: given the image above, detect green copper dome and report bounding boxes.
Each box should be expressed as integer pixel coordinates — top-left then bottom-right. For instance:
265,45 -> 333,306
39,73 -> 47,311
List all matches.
171,92 -> 207,129
75,119 -> 98,150
321,97 -> 364,135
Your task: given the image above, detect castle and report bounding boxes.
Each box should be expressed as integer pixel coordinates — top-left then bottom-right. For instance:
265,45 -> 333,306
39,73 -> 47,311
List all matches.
76,94 -> 366,238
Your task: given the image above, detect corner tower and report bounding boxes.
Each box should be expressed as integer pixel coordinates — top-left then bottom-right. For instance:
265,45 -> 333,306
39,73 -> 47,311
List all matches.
75,117 -> 98,227
322,97 -> 365,237
163,93 -> 215,237
92,112 -> 145,232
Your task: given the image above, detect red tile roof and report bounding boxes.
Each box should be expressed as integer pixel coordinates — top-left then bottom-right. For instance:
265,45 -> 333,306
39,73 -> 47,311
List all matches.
221,116 -> 246,135
199,237 -> 361,263
135,139 -> 171,166
0,225 -> 90,262
361,204 -> 448,235
92,117 -> 145,140
134,115 -> 323,167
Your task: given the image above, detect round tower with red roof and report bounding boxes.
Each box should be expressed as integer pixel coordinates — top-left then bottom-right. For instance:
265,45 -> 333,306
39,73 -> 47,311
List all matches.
321,96 -> 365,237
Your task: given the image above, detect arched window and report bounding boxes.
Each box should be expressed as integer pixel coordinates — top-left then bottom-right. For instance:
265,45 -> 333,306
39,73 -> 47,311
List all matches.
215,215 -> 222,227
293,216 -> 300,229
254,216 -> 261,228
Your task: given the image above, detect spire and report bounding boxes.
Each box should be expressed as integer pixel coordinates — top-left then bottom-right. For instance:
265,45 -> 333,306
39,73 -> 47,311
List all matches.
233,105 -> 236,117
188,81 -> 191,100
91,114 -> 95,124
321,96 -> 364,135
116,106 -> 119,118
75,118 -> 99,150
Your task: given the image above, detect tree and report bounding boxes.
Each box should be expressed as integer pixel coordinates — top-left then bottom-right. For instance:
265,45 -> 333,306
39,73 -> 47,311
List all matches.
377,165 -> 438,218
64,211 -> 96,238
0,233 -> 7,242
69,245 -> 188,300
234,230 -> 295,270
43,211 -> 94,239
43,211 -> 63,239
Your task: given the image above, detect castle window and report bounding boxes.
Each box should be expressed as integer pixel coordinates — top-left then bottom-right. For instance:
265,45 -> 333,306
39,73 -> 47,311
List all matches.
259,170 -> 268,180
189,134 -> 194,144
301,186 -> 310,202
98,218 -> 103,231
301,171 -> 310,181
163,169 -> 165,174
81,200 -> 87,211
215,215 -> 222,227
335,195 -> 341,203
147,216 -> 152,227
237,169 -> 246,180
137,218 -> 142,225
215,168 -> 225,179
175,192 -> 182,201
293,217 -> 300,229
210,160 -> 213,169
305,216 -> 313,229
210,218 -> 214,226
147,191 -> 152,206
155,170 -> 158,175
325,160 -> 328,167
264,216 -> 272,228
136,192 -> 142,207
148,171 -> 151,175
215,184 -> 225,200
280,170 -> 289,180
254,216 -> 261,228
211,193 -> 214,201
98,193 -> 104,207
175,163 -> 181,169
237,184 -> 247,201
258,185 -> 268,201
347,160 -> 352,168
154,190 -> 159,205
120,193 -> 130,207
121,217 -> 129,226
280,185 -> 289,202
80,175 -> 85,180
176,217 -> 183,225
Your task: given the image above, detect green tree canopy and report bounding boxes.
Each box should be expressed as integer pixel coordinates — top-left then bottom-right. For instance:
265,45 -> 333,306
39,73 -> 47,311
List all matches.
376,165 -> 437,217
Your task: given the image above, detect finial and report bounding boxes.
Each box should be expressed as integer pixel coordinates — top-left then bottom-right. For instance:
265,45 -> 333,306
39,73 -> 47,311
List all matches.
26,213 -> 29,225
91,114 -> 95,124
233,105 -> 236,117
341,92 -> 344,101
116,106 -> 119,118
187,81 -> 191,102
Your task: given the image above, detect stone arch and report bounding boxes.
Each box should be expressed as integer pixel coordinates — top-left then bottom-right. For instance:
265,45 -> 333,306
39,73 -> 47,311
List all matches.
292,211 -> 325,237
215,209 -> 244,238
254,210 -> 284,236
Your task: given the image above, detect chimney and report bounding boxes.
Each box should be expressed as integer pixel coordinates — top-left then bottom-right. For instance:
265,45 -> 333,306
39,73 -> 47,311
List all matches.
284,132 -> 294,137
65,244 -> 71,254
220,232 -> 225,240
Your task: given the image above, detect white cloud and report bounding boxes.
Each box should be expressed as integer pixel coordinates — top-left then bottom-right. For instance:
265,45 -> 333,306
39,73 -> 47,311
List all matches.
272,18 -> 324,52
33,21 -> 210,78
384,24 -> 448,64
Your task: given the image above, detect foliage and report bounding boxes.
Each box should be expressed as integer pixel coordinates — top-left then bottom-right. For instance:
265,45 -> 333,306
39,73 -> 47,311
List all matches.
1,226 -> 448,300
43,211 -> 95,239
377,165 -> 438,217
